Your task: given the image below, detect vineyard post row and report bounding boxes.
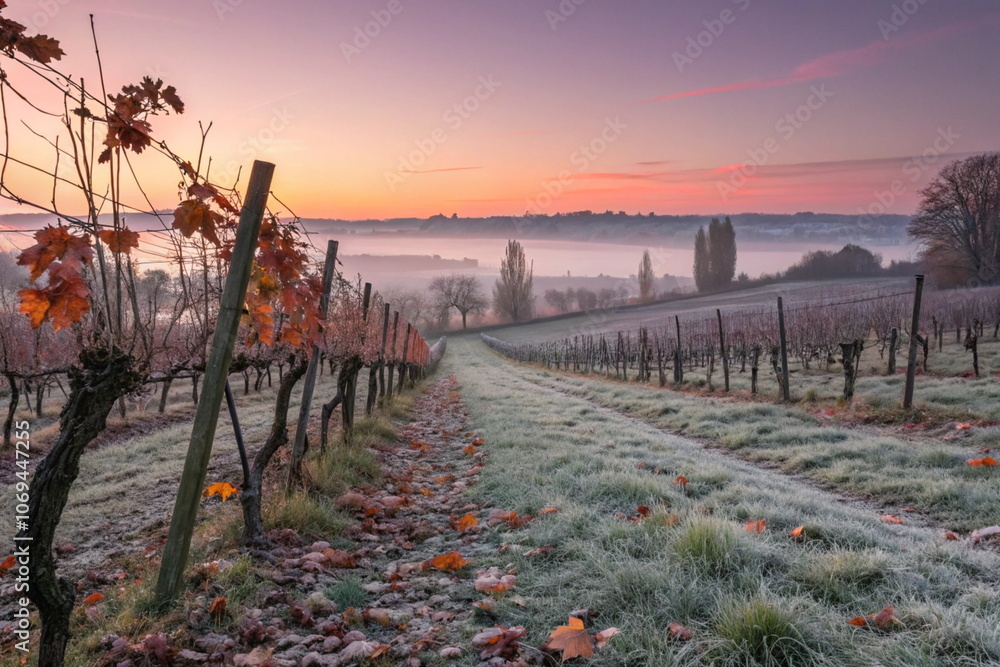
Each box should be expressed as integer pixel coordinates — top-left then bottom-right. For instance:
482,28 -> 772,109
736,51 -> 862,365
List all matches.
480,276 -> 995,408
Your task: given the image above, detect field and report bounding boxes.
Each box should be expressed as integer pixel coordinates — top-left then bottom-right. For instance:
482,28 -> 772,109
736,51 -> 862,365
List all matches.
3,279 -> 1000,666
435,334 -> 1000,665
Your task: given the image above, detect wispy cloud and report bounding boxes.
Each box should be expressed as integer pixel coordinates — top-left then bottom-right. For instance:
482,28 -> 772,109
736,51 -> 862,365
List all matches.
399,166 -> 483,175
645,17 -> 997,102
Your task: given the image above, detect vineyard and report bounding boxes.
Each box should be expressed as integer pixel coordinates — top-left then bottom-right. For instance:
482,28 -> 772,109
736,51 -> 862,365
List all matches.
0,11 -> 439,666
482,283 -> 1000,411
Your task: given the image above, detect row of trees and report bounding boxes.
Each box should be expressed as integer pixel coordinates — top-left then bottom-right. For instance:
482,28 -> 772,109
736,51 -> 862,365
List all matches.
427,242 -> 669,329
693,217 -> 737,292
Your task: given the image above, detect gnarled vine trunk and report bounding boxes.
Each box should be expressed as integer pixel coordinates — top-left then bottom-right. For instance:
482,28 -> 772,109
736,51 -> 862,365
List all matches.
3,372 -> 20,448
240,358 -> 308,549
20,348 -> 140,667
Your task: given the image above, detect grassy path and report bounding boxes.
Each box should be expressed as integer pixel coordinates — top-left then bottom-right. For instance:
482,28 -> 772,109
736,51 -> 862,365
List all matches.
443,337 -> 1000,666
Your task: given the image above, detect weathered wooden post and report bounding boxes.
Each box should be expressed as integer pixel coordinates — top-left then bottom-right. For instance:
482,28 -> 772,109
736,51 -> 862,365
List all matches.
903,275 -> 924,409
155,160 -> 274,605
386,311 -> 400,400
398,323 -> 411,392
673,315 -> 683,384
377,302 -> 390,401
286,240 -> 338,488
777,297 -> 790,402
717,309 -> 730,392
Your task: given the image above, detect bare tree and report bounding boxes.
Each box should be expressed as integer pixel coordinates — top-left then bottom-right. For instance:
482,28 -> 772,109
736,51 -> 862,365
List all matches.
910,153 -> 1000,286
428,273 -> 488,328
638,249 -> 655,302
493,240 -> 534,321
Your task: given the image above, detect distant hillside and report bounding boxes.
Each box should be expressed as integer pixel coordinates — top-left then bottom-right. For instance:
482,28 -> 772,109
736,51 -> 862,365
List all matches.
303,211 -> 911,247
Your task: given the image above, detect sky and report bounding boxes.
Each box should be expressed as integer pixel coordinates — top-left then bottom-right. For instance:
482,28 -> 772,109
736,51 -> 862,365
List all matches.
1,0 -> 998,220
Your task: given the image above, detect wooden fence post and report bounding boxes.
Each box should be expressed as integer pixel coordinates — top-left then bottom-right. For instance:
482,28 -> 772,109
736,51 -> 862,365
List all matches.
386,311 -> 400,400
398,323 -> 411,392
155,160 -> 274,605
286,240 -> 338,488
717,309 -> 730,392
903,275 -> 925,409
777,296 -> 791,402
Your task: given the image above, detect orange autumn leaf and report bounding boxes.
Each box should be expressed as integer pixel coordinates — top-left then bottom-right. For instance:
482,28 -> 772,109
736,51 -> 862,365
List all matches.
17,226 -> 93,281
0,556 -> 16,575
848,605 -> 897,630
19,275 -> 91,332
744,520 -> 767,534
472,438 -> 484,446
83,592 -> 103,605
541,507 -> 559,515
636,505 -> 652,518
419,488 -> 435,497
172,199 -> 223,246
667,622 -> 693,642
421,551 -> 469,572
872,605 -> 896,630
956,423 -> 972,430
944,531 -> 960,541
544,616 -> 593,660
674,475 -> 689,488
880,514 -> 904,525
790,525 -> 805,539
452,513 -> 479,533
463,444 -> 477,455
202,482 -> 238,502
410,441 -> 430,452
209,597 -> 227,617
97,228 -> 141,255
967,457 -> 998,467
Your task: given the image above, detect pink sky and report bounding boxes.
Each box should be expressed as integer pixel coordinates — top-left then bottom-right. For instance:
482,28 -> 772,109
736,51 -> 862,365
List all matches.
0,0 -> 997,220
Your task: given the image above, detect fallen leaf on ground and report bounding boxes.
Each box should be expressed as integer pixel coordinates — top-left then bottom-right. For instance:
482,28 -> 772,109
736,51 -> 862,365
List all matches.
541,507 -> 559,515
944,531 -> 960,541
880,514 -> 904,525
967,457 -> 998,467
202,482 -> 238,502
544,616 -> 593,660
594,627 -> 620,649
322,549 -> 357,568
971,526 -> 1000,544
83,592 -> 103,605
667,622 -> 692,641
674,475 -> 688,488
790,526 -> 805,539
0,556 -> 15,575
421,551 -> 470,571
744,520 -> 767,533
524,545 -> 553,558
209,597 -> 227,618
451,513 -> 479,533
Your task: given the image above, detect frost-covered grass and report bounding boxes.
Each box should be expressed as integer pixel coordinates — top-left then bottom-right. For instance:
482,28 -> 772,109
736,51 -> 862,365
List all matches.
442,337 -> 1000,666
